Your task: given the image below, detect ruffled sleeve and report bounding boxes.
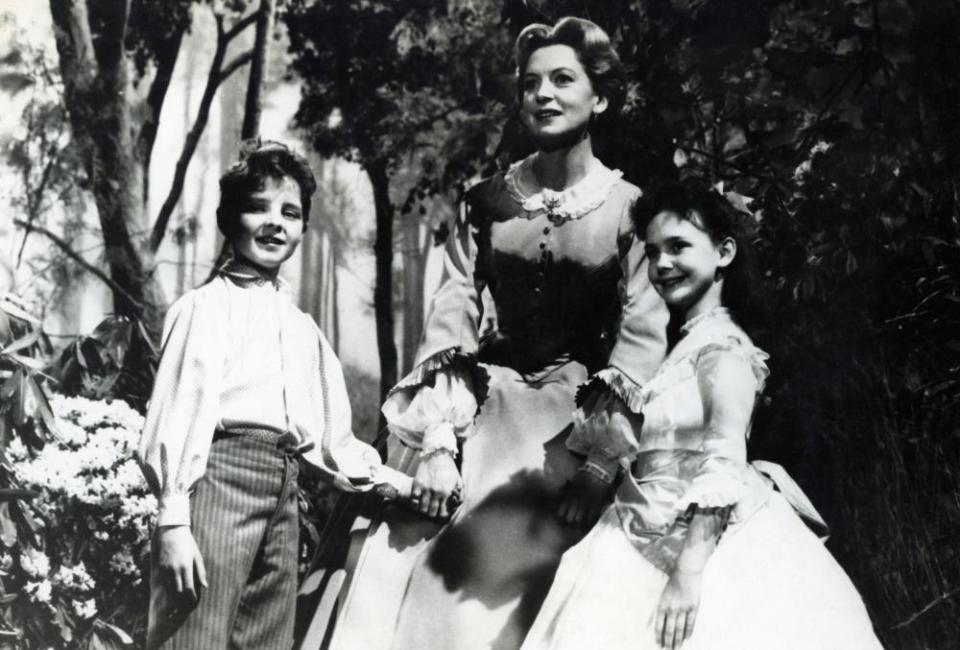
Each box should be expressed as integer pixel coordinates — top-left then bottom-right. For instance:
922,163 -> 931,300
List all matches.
676,341 -> 769,510
567,191 -> 669,477
380,188 -> 487,452
137,285 -> 227,528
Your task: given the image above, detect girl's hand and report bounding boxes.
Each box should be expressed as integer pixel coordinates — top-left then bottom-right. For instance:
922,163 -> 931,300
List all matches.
158,526 -> 207,606
654,567 -> 703,650
557,468 -> 612,529
411,452 -> 463,520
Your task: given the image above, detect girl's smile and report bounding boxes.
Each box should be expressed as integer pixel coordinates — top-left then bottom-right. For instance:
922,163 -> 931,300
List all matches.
644,210 -> 735,319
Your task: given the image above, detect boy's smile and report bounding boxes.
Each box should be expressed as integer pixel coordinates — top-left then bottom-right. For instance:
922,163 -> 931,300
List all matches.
233,176 -> 305,270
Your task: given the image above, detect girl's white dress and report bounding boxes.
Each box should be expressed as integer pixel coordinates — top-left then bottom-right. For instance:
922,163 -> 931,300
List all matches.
521,308 -> 883,650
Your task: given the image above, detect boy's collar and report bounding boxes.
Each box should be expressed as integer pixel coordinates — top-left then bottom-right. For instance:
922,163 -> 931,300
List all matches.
218,255 -> 285,290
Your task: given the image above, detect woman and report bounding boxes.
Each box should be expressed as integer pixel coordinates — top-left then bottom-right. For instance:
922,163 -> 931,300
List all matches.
520,182 -> 883,649
314,17 -> 668,650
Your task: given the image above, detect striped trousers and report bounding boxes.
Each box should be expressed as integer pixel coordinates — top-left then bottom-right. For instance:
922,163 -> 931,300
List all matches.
147,430 -> 300,650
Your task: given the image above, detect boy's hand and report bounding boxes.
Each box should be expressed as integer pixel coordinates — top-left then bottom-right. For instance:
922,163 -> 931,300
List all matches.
557,468 -> 612,529
411,452 -> 463,520
158,526 -> 208,606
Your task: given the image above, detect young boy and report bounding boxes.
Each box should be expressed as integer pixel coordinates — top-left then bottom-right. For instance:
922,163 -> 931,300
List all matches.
137,139 -> 402,649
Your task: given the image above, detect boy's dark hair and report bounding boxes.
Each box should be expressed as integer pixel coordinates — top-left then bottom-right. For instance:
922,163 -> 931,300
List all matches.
216,139 -> 317,237
515,17 -> 627,119
633,181 -> 768,341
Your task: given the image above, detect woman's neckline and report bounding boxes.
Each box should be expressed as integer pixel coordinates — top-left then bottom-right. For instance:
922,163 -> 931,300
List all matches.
511,152 -> 610,198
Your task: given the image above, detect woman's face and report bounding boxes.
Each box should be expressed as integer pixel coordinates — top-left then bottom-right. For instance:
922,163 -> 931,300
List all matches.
644,210 -> 735,312
520,44 -> 606,144
231,175 -> 305,270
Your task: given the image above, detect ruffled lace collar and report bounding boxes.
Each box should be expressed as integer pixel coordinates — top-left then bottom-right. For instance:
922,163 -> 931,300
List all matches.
504,153 -> 623,225
680,306 -> 731,336
641,307 -> 769,403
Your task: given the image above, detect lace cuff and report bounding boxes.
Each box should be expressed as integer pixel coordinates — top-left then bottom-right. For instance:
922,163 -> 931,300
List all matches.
421,422 -> 459,458
676,457 -> 750,511
575,366 -> 646,414
382,355 -> 478,449
580,455 -> 621,484
567,404 -> 642,469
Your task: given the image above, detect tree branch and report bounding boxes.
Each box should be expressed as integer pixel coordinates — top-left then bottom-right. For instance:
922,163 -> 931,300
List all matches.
219,51 -> 254,85
149,11 -> 255,253
891,586 -> 960,630
13,218 -> 143,309
139,26 -> 187,203
225,11 -> 259,43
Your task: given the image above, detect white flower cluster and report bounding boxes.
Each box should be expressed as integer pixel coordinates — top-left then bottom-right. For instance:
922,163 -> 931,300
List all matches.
24,579 -> 53,603
10,395 -> 155,538
19,546 -> 50,578
8,393 -> 156,628
55,562 -> 95,591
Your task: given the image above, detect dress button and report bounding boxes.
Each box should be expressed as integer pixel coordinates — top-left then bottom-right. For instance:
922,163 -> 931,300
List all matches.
543,227 -> 550,235
539,242 -> 546,249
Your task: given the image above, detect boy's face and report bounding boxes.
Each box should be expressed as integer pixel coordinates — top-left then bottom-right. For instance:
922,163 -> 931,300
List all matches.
232,176 -> 305,270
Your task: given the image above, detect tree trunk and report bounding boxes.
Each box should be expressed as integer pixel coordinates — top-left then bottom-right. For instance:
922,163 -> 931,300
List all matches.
401,217 -> 427,374
241,0 -> 275,139
48,0 -> 167,338
310,232 -> 325,328
330,235 -> 340,353
299,226 -> 315,307
367,161 -> 398,401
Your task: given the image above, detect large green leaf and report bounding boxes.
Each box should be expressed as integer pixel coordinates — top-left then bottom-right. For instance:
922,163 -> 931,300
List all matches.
0,502 -> 17,547
0,294 -> 40,326
0,327 -> 41,357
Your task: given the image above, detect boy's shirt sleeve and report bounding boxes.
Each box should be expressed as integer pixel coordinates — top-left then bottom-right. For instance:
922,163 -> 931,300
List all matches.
137,286 -> 227,527
299,323 -> 387,491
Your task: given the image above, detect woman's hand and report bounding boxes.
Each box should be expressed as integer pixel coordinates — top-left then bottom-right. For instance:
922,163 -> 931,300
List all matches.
158,526 -> 207,607
411,452 -> 463,520
557,468 -> 612,529
654,567 -> 703,650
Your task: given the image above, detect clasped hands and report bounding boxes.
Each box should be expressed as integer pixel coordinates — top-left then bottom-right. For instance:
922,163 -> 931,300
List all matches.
409,451 -> 463,520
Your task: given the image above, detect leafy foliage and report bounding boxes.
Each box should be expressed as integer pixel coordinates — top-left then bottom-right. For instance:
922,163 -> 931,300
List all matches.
54,317 -> 159,414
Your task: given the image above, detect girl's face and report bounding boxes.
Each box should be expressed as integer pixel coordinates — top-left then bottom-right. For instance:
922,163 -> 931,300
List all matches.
520,44 -> 606,143
644,210 -> 735,313
231,175 -> 305,270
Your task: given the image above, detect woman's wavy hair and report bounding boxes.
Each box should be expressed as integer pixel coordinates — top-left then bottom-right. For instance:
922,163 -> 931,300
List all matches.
515,17 -> 627,120
216,138 -> 317,238
633,181 -> 768,343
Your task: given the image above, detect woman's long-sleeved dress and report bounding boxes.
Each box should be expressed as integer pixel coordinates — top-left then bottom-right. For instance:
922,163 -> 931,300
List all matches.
520,307 -> 883,650
319,155 -> 669,650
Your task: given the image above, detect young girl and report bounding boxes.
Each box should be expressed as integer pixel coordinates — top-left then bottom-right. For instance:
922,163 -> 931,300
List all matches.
520,182 -> 883,649
138,139 -> 408,649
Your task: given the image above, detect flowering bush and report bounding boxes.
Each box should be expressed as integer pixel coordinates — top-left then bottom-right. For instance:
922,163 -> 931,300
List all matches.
3,394 -> 153,648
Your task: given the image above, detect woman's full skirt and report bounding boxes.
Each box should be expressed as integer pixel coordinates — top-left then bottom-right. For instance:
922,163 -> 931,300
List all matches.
327,360 -> 587,650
